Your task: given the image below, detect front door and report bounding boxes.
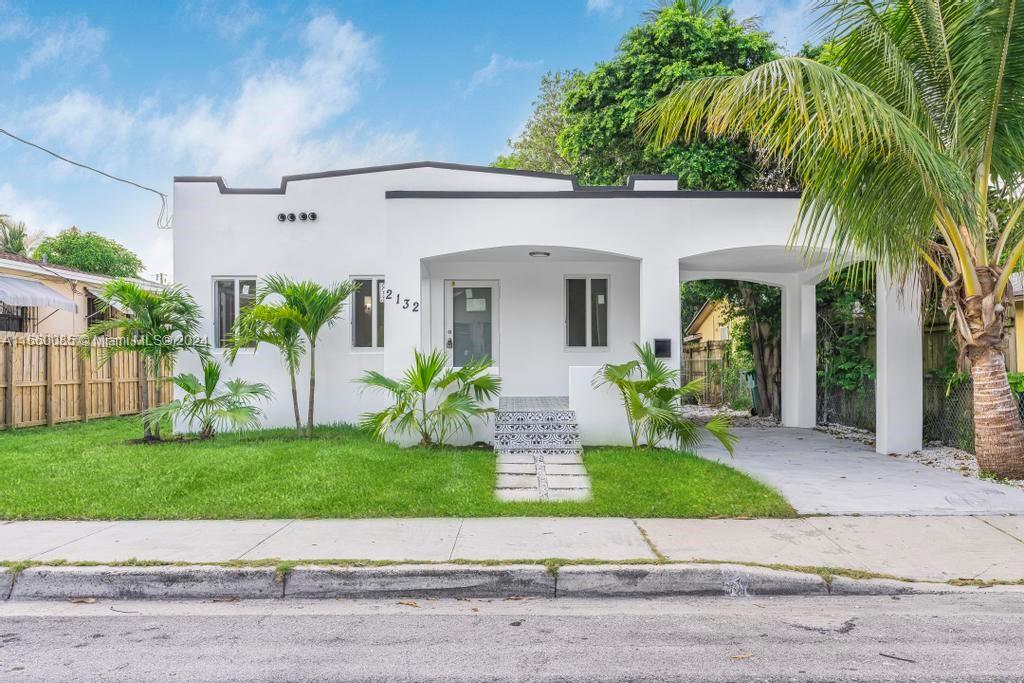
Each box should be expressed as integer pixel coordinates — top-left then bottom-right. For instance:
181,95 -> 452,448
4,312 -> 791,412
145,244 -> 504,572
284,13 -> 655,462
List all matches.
444,280 -> 499,367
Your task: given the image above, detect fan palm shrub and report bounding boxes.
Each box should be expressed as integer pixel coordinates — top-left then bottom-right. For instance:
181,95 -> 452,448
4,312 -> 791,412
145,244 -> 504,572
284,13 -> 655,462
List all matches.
643,0 -> 1024,476
228,302 -> 305,434
356,349 -> 502,447
251,275 -> 357,438
594,342 -> 736,452
85,280 -> 209,442
145,360 -> 271,439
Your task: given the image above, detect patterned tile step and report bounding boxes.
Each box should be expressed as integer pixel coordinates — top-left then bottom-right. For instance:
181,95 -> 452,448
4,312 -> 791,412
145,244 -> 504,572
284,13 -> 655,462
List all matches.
493,434 -> 582,449
495,410 -> 577,425
494,422 -> 578,433
496,448 -> 583,457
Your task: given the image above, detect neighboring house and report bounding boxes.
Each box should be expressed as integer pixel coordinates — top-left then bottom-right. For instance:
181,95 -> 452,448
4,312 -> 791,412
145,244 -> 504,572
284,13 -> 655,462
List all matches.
0,252 -> 157,335
683,299 -> 734,346
172,161 -> 923,454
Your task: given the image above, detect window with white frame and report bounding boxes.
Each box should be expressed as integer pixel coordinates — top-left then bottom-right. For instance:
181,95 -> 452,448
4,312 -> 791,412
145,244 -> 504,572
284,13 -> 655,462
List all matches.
565,276 -> 609,348
213,277 -> 256,348
352,277 -> 385,348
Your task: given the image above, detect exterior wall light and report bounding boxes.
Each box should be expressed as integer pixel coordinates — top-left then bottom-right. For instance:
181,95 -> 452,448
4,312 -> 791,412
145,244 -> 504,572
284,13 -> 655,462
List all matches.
529,251 -> 551,258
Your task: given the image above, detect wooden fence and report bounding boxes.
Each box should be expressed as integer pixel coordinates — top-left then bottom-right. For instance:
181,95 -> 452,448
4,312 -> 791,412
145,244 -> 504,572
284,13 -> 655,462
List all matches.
0,333 -> 172,430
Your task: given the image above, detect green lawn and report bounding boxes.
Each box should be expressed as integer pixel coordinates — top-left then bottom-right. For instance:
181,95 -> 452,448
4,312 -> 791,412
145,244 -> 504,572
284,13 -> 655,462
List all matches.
0,417 -> 794,519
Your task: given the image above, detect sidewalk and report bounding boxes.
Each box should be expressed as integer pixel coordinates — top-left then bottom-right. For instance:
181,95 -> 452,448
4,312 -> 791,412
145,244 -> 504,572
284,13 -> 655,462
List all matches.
3,515 -> 1024,583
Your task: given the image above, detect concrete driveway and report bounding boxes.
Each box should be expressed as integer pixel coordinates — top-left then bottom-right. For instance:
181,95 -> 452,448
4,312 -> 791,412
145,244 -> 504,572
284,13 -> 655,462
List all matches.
697,427 -> 1024,515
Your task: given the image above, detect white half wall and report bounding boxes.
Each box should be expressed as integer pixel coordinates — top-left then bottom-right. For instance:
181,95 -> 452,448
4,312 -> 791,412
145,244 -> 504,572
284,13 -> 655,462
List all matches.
569,365 -> 632,446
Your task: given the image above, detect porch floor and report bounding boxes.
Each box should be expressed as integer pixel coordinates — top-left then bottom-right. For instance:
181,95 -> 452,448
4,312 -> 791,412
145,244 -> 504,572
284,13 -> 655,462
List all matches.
498,396 -> 569,411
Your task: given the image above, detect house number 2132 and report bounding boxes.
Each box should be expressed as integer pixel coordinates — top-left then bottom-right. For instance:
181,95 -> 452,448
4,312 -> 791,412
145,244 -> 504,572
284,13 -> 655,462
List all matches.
379,288 -> 420,312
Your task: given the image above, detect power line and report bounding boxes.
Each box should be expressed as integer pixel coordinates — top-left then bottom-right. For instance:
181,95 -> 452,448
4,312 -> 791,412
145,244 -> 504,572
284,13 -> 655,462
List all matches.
0,127 -> 172,229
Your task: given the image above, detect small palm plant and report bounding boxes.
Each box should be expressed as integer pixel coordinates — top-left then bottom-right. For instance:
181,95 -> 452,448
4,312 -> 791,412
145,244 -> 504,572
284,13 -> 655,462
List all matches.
146,360 -> 271,439
228,302 -> 305,435
594,342 -> 736,453
356,349 -> 502,447
84,280 -> 209,442
251,275 -> 358,438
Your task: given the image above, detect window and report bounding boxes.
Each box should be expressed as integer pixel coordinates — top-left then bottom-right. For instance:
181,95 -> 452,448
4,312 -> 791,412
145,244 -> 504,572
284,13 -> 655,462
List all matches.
352,277 -> 384,348
213,277 -> 256,348
0,304 -> 36,333
565,277 -> 608,348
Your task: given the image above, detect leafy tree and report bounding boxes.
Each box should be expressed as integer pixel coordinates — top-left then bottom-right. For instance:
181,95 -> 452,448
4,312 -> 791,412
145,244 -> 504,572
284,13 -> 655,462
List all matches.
252,275 -> 357,438
85,280 -> 209,442
558,1 -> 780,188
33,227 -> 144,278
645,0 -> 1024,476
228,302 -> 305,435
146,360 -> 271,439
594,342 -> 736,451
494,70 -> 579,174
357,349 -> 502,447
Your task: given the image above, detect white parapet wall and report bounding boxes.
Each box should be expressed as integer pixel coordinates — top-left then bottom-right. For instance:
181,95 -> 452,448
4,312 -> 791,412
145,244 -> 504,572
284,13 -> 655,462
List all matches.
569,366 -> 632,446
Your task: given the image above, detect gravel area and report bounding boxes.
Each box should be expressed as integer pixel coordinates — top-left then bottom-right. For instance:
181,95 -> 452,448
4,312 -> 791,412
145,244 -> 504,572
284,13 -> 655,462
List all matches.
681,405 -> 780,428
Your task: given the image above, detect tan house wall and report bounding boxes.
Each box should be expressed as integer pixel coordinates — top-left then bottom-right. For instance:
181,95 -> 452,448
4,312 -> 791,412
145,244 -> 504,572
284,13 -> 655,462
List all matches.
0,265 -> 91,335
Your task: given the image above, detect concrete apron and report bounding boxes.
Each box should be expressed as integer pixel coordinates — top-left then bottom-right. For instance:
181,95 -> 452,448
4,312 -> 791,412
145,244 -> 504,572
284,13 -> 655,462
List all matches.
2,564 -> 1020,602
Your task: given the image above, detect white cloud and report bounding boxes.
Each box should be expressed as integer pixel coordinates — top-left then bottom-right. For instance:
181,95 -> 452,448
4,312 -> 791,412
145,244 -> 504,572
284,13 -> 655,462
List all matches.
184,0 -> 264,41
13,16 -> 107,80
0,183 -> 70,236
19,12 -> 420,186
465,53 -> 542,95
586,0 -> 624,18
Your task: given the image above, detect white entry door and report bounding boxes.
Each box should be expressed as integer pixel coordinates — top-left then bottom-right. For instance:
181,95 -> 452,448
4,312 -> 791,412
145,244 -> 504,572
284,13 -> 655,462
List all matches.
444,280 -> 499,367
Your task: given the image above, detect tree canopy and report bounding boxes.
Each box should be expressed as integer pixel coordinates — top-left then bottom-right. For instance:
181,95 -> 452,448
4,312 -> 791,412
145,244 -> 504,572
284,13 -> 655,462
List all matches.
558,1 -> 780,188
494,70 -> 578,174
33,227 -> 144,278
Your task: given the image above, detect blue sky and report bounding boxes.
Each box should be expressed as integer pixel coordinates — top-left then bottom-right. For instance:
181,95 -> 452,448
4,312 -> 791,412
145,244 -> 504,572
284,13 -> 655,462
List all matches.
0,0 -> 814,278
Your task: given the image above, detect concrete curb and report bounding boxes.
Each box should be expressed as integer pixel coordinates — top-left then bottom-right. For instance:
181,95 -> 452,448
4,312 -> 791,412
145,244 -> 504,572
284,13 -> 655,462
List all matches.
2,564 -> 1017,601
0,568 -> 12,601
9,566 -> 281,601
557,564 -> 829,597
285,564 -> 555,598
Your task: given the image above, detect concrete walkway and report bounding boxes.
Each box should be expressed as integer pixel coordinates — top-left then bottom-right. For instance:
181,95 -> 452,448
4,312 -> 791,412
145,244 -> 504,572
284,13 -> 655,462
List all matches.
3,516 -> 1024,582
696,427 -> 1024,515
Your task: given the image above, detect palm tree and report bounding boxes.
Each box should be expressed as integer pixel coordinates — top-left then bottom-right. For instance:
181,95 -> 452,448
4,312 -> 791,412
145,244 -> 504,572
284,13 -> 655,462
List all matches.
227,302 -> 305,434
594,342 -> 736,452
85,280 -> 209,441
643,0 -> 1024,477
145,359 -> 271,439
357,348 -> 502,447
0,217 -> 33,256
253,275 -> 357,438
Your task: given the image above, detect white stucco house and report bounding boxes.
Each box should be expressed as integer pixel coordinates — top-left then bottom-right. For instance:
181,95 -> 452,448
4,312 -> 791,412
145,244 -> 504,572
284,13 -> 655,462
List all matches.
172,161 -> 922,454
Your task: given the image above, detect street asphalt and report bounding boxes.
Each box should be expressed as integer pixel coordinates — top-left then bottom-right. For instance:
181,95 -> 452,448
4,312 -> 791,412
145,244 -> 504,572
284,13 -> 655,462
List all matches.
1,593 -> 1022,682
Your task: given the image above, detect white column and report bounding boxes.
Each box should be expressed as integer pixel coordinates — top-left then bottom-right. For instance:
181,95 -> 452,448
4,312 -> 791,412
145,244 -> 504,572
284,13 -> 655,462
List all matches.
781,279 -> 817,428
875,273 -> 923,454
640,256 -> 681,368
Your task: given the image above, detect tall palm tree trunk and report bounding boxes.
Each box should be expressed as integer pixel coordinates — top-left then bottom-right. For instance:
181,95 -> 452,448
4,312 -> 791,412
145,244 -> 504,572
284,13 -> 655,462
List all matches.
971,347 -> 1024,477
306,343 -> 316,438
958,271 -> 1024,478
289,365 -> 302,434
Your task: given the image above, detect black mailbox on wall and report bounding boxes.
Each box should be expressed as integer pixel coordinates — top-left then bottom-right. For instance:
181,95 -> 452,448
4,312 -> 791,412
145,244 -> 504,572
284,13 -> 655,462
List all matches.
653,338 -> 671,358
